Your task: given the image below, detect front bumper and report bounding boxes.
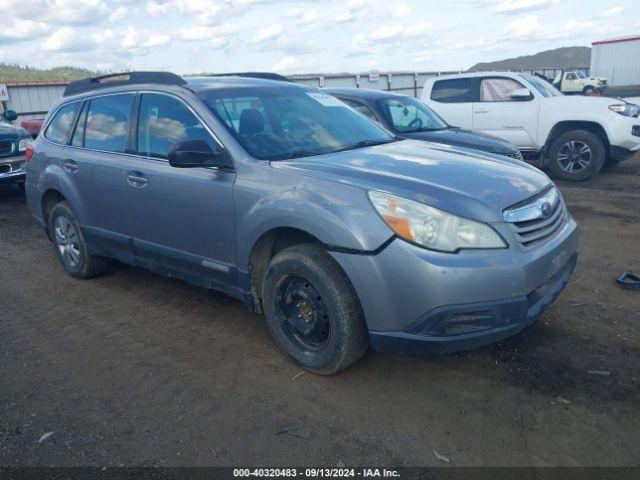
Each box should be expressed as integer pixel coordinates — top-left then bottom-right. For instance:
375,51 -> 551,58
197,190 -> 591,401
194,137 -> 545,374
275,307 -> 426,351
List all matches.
0,155 -> 26,184
330,214 -> 578,354
369,252 -> 576,354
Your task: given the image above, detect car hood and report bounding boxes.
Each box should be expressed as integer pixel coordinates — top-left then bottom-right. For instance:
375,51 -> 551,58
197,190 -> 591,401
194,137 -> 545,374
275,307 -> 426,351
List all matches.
401,127 -> 517,155
544,94 -> 622,110
272,140 -> 551,223
0,121 -> 29,138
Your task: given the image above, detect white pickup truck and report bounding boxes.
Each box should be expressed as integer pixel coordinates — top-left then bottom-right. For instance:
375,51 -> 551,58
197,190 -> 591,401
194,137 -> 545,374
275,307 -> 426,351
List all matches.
421,72 -> 640,181
552,70 -> 608,95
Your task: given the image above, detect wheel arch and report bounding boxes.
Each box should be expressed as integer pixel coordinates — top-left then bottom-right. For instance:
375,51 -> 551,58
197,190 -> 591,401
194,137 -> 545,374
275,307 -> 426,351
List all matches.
544,120 -> 610,156
246,226 -> 325,313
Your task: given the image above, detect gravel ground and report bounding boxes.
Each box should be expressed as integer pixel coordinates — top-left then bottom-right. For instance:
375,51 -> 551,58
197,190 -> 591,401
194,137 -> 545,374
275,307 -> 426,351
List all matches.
1,157 -> 639,467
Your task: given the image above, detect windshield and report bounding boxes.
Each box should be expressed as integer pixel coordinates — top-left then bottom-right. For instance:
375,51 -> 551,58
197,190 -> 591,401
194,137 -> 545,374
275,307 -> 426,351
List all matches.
576,71 -> 587,79
198,87 -> 395,160
376,96 -> 448,133
520,73 -> 562,98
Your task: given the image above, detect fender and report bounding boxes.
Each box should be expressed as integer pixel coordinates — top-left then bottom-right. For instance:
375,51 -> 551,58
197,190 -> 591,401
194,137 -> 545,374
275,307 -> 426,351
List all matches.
37,163 -> 89,226
234,168 -> 393,272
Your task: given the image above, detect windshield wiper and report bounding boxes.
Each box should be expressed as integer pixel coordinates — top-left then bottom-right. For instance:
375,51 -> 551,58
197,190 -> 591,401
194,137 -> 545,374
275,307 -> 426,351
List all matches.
268,150 -> 325,160
332,138 -> 396,153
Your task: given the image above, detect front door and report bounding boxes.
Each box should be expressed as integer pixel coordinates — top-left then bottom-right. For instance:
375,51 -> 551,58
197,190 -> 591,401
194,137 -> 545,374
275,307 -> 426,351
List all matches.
472,76 -> 540,148
125,92 -> 236,289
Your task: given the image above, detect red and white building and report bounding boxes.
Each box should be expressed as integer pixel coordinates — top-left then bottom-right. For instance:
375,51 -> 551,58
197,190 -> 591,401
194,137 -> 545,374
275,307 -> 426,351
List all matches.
591,35 -> 640,87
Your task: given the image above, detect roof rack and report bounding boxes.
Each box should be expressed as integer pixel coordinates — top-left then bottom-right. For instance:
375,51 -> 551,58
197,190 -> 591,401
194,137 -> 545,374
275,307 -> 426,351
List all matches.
63,71 -> 187,97
206,72 -> 292,82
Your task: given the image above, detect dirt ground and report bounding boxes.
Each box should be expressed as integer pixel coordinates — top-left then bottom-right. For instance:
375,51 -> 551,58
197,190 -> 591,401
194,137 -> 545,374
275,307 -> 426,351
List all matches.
1,157 -> 639,467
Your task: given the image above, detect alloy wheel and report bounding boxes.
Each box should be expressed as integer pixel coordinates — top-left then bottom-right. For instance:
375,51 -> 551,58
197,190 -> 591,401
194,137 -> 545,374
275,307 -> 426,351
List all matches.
54,216 -> 81,268
557,140 -> 592,173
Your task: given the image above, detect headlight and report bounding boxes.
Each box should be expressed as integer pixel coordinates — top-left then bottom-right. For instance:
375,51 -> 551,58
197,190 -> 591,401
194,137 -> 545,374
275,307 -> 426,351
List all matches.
368,191 -> 506,252
609,103 -> 640,117
18,137 -> 32,152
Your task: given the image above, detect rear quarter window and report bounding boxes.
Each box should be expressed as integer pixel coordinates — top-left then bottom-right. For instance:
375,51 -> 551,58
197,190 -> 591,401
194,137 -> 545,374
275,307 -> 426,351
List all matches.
431,78 -> 474,103
44,102 -> 82,144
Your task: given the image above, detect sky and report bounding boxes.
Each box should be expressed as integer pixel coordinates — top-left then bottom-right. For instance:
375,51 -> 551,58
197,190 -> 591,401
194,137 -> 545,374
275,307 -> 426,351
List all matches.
1,0 -> 639,75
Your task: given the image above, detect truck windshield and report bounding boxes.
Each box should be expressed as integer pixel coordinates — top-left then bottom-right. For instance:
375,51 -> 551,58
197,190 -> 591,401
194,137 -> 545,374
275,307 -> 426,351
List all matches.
198,87 -> 396,160
376,96 -> 448,133
520,74 -> 562,98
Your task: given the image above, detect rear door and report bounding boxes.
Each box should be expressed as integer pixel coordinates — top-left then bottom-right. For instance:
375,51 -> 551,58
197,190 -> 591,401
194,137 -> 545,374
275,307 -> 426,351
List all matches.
124,92 -> 236,289
472,76 -> 540,148
51,93 -> 134,261
424,78 -> 475,129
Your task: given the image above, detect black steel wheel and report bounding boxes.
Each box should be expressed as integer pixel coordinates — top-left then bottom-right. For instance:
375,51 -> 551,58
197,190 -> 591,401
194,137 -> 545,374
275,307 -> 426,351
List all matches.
262,243 -> 369,375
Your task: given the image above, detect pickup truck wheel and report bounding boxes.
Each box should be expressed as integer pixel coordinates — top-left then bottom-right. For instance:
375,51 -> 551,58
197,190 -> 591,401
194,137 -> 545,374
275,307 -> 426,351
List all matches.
547,130 -> 605,181
261,243 -> 369,375
582,86 -> 594,95
49,202 -> 108,279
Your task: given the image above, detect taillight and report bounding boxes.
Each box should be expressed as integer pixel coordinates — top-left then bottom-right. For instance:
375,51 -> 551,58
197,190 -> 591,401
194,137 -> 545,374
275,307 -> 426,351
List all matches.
25,144 -> 34,162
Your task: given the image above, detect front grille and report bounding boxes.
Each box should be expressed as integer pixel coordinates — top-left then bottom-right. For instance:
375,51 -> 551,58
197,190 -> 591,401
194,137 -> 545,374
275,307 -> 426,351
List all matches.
503,150 -> 523,161
633,125 -> 640,137
0,140 -> 14,155
505,188 -> 567,249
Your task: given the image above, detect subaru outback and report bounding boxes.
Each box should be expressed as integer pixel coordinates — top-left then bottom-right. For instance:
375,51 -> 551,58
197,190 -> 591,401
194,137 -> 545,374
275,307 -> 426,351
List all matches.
25,72 -> 578,374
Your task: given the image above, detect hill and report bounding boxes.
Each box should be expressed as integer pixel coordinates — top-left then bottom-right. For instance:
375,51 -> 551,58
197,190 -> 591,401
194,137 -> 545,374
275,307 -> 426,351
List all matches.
0,64 -> 100,83
468,46 -> 591,71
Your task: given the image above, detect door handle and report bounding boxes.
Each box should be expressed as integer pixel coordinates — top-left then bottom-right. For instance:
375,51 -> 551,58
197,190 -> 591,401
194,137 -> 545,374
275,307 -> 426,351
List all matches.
474,109 -> 489,114
127,172 -> 148,188
63,160 -> 78,174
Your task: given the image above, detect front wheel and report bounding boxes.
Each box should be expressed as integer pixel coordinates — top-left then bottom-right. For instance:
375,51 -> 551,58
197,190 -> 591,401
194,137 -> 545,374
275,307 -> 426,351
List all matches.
261,243 -> 369,375
582,85 -> 594,96
547,130 -> 605,181
49,202 -> 108,279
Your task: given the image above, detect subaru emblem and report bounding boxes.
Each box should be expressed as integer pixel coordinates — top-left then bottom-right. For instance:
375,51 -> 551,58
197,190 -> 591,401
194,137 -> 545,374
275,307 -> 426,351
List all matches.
540,202 -> 552,218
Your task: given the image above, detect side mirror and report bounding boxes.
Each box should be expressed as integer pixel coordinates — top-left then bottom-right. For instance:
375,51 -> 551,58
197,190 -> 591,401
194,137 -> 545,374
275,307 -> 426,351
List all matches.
511,88 -> 532,101
168,139 -> 232,169
2,110 -> 18,122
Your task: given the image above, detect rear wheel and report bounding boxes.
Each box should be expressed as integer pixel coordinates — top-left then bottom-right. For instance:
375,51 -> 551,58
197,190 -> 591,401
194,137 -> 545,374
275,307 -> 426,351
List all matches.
547,130 -> 605,181
49,202 -> 108,279
261,243 -> 369,375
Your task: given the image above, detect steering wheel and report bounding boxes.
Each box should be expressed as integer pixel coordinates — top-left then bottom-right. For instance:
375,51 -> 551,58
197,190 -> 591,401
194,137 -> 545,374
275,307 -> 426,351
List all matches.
408,117 -> 423,129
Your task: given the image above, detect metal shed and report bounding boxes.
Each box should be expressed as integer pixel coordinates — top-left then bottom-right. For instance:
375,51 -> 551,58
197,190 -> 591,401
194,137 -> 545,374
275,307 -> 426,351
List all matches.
590,35 -> 640,87
1,81 -> 67,121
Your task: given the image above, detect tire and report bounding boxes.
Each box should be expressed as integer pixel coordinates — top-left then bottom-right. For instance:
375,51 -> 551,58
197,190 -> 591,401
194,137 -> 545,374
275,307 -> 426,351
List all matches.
48,201 -> 108,279
547,130 -> 605,181
261,243 -> 369,375
582,86 -> 594,96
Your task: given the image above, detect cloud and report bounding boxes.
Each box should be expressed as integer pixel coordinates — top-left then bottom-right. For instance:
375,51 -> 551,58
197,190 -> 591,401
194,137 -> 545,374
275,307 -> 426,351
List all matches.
390,4 -> 412,18
336,0 -> 368,23
252,24 -> 284,43
108,6 -> 128,22
599,5 -> 625,17
503,13 -> 543,38
479,0 -> 562,15
0,19 -> 50,44
371,22 -> 432,40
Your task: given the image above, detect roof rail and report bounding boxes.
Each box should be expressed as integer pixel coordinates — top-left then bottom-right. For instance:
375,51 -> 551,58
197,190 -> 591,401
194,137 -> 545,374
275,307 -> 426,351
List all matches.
63,71 -> 187,97
206,72 -> 292,82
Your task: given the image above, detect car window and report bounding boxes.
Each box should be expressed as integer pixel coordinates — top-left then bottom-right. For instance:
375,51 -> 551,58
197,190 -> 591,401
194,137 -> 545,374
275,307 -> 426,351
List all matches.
44,102 -> 81,144
341,98 -> 377,121
519,74 -> 561,97
137,93 -> 221,159
198,87 -> 394,160
71,102 -> 88,147
377,97 -> 448,133
480,78 -> 527,102
430,78 -> 474,103
566,73 -> 577,80
83,94 -> 134,153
